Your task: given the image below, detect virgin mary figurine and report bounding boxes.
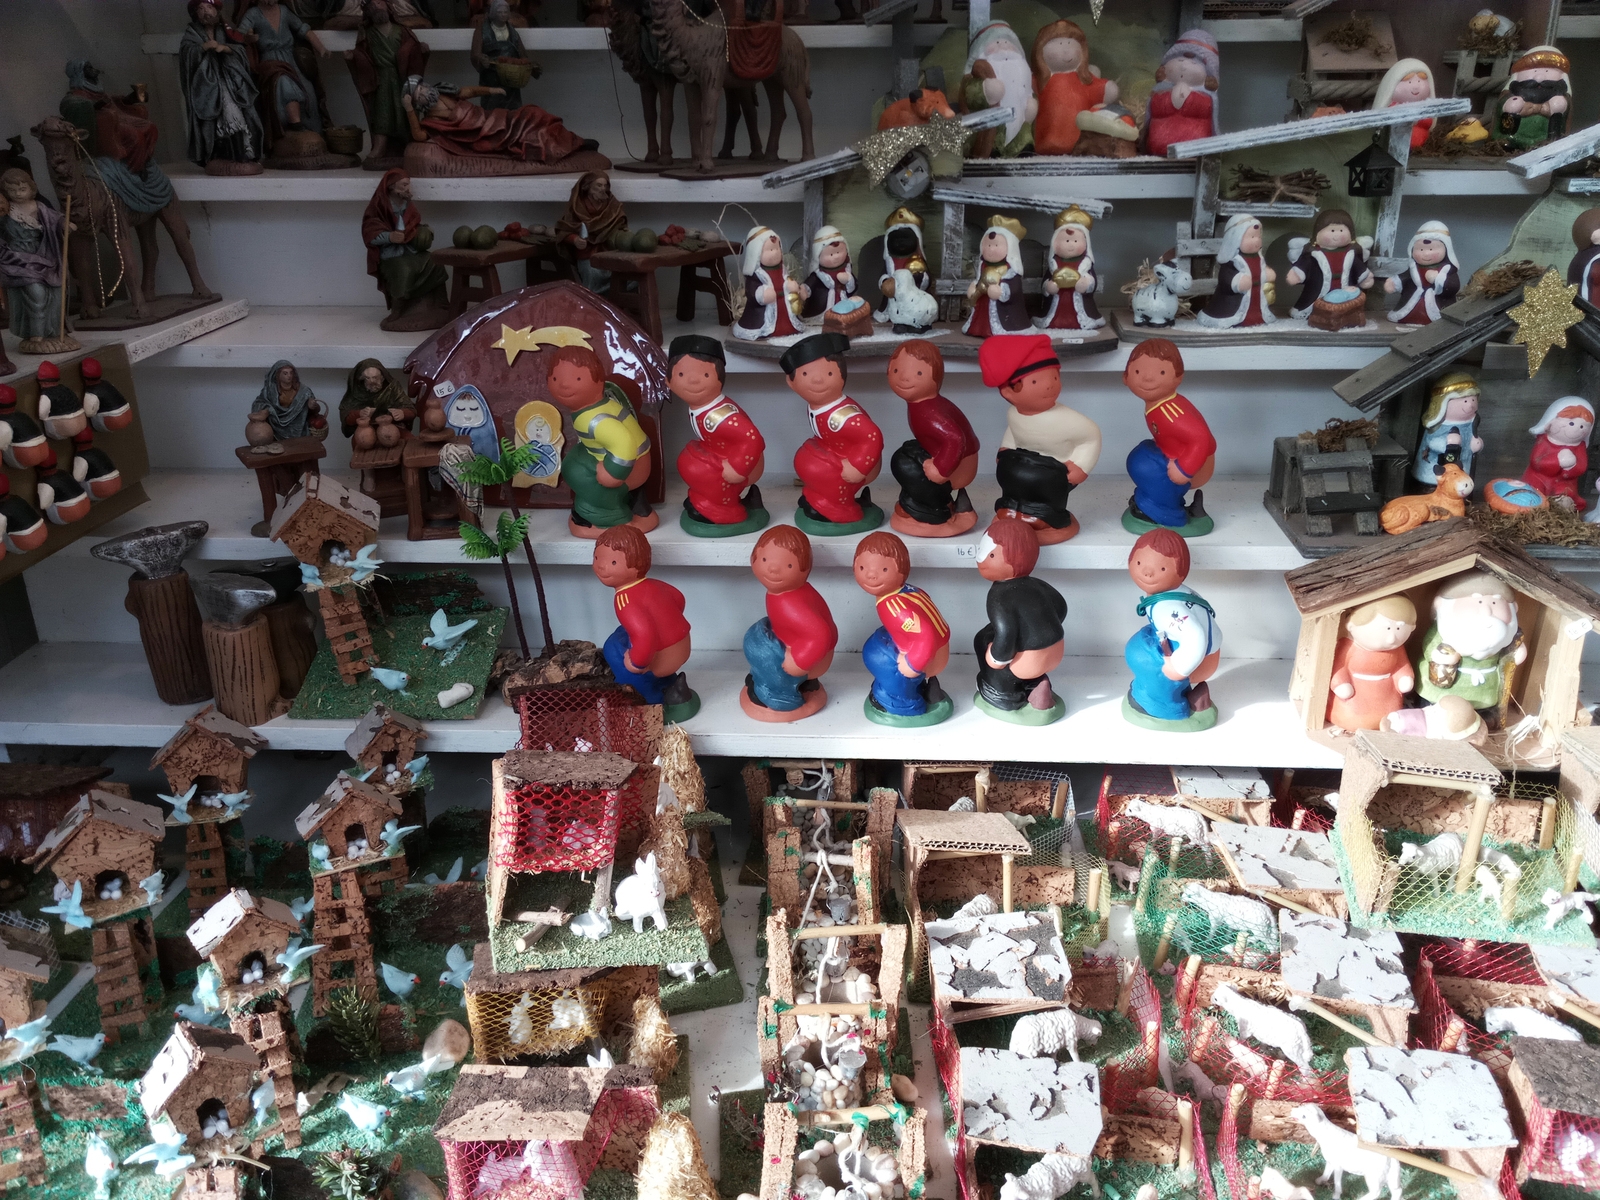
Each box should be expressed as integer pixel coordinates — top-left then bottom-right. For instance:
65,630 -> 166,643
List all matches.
1196,213 -> 1275,329
250,360 -> 325,441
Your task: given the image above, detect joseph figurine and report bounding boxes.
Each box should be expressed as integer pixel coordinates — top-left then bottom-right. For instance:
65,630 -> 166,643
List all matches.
346,0 -> 428,161
555,170 -> 627,261
361,168 -> 448,327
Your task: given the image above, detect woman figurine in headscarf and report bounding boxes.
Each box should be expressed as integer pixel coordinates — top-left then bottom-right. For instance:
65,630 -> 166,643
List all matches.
402,78 -> 591,164
1372,58 -> 1436,150
963,216 -> 1030,338
1143,28 -> 1218,158
346,0 -> 429,163
0,169 -> 74,353
251,360 -> 324,441
236,0 -> 328,141
733,226 -> 803,342
178,0 -> 264,172
1037,206 -> 1104,332
471,0 -> 533,110
1523,397 -> 1594,510
799,226 -> 856,323
340,358 -> 413,438
1386,220 -> 1460,326
1196,214 -> 1275,329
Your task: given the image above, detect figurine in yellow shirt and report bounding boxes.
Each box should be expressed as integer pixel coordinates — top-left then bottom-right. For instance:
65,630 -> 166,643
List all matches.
548,346 -> 657,537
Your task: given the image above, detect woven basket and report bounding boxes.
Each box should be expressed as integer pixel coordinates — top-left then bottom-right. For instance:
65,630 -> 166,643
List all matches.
1309,291 -> 1367,331
323,124 -> 364,156
496,59 -> 534,89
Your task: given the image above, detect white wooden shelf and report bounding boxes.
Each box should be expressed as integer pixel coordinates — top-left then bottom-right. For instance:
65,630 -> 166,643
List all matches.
0,643 -> 1346,767
1558,14 -> 1600,37
69,470 -> 1308,572
1,298 -> 249,385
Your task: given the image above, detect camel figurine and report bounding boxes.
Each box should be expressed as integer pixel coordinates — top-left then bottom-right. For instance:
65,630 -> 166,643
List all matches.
1380,462 -> 1473,534
31,117 -> 217,322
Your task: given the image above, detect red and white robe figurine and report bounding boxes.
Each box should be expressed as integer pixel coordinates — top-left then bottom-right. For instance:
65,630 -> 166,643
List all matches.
1286,208 -> 1374,321
1568,208 -> 1600,306
1523,396 -> 1595,511
1196,214 -> 1275,329
799,226 -> 857,323
962,216 -> 1032,339
1037,206 -> 1105,332
35,450 -> 91,524
874,207 -> 933,327
733,225 -> 803,342
1386,221 -> 1460,327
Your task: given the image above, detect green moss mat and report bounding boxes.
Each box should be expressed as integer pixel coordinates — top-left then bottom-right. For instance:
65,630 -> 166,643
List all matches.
716,1087 -> 769,1199
290,609 -> 508,721
586,1167 -> 641,1200
659,933 -> 743,1015
489,873 -> 710,971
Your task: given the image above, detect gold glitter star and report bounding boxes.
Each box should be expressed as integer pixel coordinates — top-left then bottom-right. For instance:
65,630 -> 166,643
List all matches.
853,114 -> 973,187
1508,268 -> 1582,377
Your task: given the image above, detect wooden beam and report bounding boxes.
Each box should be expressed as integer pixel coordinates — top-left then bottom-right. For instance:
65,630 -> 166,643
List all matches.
1287,995 -> 1397,1048
929,186 -> 1113,218
1167,98 -> 1472,159
1283,0 -> 1335,16
861,0 -> 918,23
1507,122 -> 1600,179
793,922 -> 889,940
1372,120 -> 1412,259
1352,1142 -> 1491,1188
1216,200 -> 1317,219
761,108 -> 1014,189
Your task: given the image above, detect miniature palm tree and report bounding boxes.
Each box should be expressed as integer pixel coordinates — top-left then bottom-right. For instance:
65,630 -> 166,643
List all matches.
461,510 -> 533,659
457,437 -> 556,657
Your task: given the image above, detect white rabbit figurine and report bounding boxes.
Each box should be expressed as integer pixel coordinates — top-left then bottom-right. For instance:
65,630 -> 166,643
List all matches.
613,853 -> 669,932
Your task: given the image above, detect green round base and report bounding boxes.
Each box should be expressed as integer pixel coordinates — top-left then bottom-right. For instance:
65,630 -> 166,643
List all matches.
973,691 -> 1066,726
664,691 -> 702,724
1120,693 -> 1218,732
1121,507 -> 1215,538
862,693 -> 953,728
795,503 -> 885,538
679,507 -> 770,538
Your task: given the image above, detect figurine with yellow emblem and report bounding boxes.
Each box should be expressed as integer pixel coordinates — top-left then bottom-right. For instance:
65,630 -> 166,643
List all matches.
548,345 -> 656,537
1037,206 -> 1104,332
963,215 -> 1032,338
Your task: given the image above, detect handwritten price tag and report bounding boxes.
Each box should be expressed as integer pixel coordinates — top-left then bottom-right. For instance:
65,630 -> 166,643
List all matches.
953,543 -> 978,559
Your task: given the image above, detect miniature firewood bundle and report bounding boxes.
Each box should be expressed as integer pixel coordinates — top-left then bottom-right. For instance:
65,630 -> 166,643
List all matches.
1228,166 -> 1331,207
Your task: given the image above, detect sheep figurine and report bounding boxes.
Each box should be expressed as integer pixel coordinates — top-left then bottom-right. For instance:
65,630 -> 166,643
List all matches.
998,1152 -> 1099,1200
613,853 -> 668,933
1122,799 -> 1210,850
1474,863 -> 1504,909
1008,1008 -> 1103,1063
1107,862 -> 1142,891
952,893 -> 999,920
1483,1005 -> 1581,1042
1211,983 -> 1314,1072
1131,261 -> 1192,328
1175,1060 -> 1230,1106
1288,1104 -> 1403,1200
1541,887 -> 1599,930
1180,883 -> 1279,951
1258,1166 -> 1315,1200
1396,832 -> 1463,895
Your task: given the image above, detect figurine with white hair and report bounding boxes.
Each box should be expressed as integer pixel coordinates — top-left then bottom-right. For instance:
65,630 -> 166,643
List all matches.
1415,570 -> 1528,714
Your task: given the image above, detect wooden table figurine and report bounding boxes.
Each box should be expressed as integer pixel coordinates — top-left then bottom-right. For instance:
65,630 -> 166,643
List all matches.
1196,214 -> 1274,329
239,360 -> 328,536
973,516 -> 1066,725
1327,596 -> 1416,732
593,524 -> 698,722
887,340 -> 979,538
979,333 -> 1100,544
732,225 -> 804,342
782,333 -> 884,536
854,531 -> 951,727
963,216 -> 1032,338
670,335 -> 767,537
1385,220 -> 1459,327
341,358 -> 415,518
1123,528 -> 1221,732
1286,208 -> 1374,323
742,524 -> 836,723
1523,397 -> 1594,510
1121,338 -> 1215,537
549,344 -> 656,537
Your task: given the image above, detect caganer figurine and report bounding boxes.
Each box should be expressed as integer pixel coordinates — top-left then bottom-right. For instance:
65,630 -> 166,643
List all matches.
669,335 -> 768,537
549,345 -> 656,538
592,524 -> 698,722
1123,528 -> 1221,731
886,340 -> 980,538
742,524 -> 837,722
1121,338 -> 1215,537
853,531 -> 952,727
783,333 -> 884,536
973,516 -> 1067,724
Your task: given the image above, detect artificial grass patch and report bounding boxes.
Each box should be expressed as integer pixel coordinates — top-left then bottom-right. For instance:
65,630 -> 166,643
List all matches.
489,872 -> 710,972
659,933 -> 743,1016
716,1087 -> 769,1199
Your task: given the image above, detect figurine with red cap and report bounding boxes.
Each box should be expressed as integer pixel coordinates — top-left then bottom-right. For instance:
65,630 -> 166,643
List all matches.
0,384 -> 48,469
70,429 -> 121,500
592,523 -> 699,722
1124,528 -> 1221,731
1121,338 -> 1215,537
887,340 -> 980,538
973,516 -> 1067,725
854,531 -> 952,727
783,333 -> 885,536
980,333 -> 1100,543
35,360 -> 87,441
670,335 -> 768,537
0,475 -> 47,557
80,357 -> 133,432
742,524 -> 836,723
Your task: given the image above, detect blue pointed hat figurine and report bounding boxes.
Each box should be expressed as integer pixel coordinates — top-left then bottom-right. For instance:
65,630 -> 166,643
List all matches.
444,385 -> 501,462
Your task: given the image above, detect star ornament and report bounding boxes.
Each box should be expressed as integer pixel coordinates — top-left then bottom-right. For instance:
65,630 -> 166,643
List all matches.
491,324 -> 593,365
1509,268 -> 1583,377
853,114 -> 972,187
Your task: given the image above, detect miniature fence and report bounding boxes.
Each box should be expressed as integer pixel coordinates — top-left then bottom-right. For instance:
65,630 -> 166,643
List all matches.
465,982 -> 607,1062
492,777 -> 623,874
1178,980 -> 1351,1108
0,913 -> 56,974
1101,963 -> 1164,1115
927,1004 -> 971,1200
1551,788 -> 1600,893
513,687 -> 659,837
1411,955 -> 1513,1076
1130,852 -> 1276,974
1217,1083 -> 1247,1200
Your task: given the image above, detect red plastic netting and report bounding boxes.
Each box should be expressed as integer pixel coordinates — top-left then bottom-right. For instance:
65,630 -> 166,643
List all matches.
1217,1082 -> 1247,1200
492,779 -> 622,873
1103,964 -> 1164,1114
1499,1146 -> 1525,1200
1412,936 -> 1545,986
1096,767 -> 1177,844
1516,1094 -> 1600,1186
1411,956 -> 1514,1075
514,686 -> 655,837
1180,985 -> 1350,1107
929,1005 -> 970,1200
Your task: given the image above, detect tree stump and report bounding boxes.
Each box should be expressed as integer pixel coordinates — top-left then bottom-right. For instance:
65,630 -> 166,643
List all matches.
261,598 -> 317,698
201,616 -> 281,727
124,571 -> 213,704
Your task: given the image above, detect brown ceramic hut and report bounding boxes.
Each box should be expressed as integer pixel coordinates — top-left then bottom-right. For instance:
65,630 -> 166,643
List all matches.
346,704 -> 428,773
0,764 -> 111,860
186,889 -> 302,991
269,474 -> 380,567
140,1022 -> 260,1146
0,923 -> 52,1032
150,706 -> 268,797
28,790 -> 164,904
295,774 -> 404,861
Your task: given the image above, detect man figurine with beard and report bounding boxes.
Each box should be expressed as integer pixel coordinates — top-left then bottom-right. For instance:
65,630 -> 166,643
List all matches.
361,168 -> 448,330
958,21 -> 1037,158
1493,46 -> 1570,149
347,0 -> 429,163
1416,571 -> 1528,719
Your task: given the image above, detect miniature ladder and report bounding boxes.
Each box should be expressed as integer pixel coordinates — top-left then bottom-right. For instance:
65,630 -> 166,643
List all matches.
91,921 -> 151,1043
355,853 -> 408,899
231,999 -> 302,1150
186,818 -> 231,915
182,1164 -> 242,1200
0,1075 -> 45,1188
310,867 -> 378,1017
317,587 -> 376,684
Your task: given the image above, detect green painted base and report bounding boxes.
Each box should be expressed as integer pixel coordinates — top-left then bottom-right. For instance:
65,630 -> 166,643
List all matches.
679,507 -> 770,538
1121,507 -> 1215,538
664,690 -> 702,724
973,691 -> 1066,725
795,503 -> 885,538
1120,693 -> 1218,732
863,693 -> 953,727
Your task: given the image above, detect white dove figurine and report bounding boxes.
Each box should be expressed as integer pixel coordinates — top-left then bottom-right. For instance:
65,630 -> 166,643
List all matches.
2,1015 -> 51,1062
250,1078 -> 278,1126
381,819 -> 421,856
218,791 -> 251,818
85,1132 -> 120,1199
383,1053 -> 444,1100
586,1047 -> 615,1069
125,1126 -> 196,1177
423,608 -> 479,652
159,784 -> 197,824
299,562 -> 324,590
174,1002 -> 228,1027
350,545 -> 385,583
41,880 -> 91,931
310,841 -> 333,870
369,666 -> 411,693
422,857 -> 464,886
138,870 -> 165,908
193,965 -> 222,1011
440,943 -> 473,991
337,1091 -> 391,1133
289,896 -> 314,925
276,939 -> 326,978
49,1031 -> 107,1070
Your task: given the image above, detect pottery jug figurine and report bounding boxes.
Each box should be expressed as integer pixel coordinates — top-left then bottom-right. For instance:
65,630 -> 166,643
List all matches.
352,410 -> 378,450
245,409 -> 276,449
375,412 -> 400,447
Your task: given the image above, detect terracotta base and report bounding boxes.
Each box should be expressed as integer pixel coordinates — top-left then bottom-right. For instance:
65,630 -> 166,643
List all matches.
1121,692 -> 1218,732
740,683 -> 828,723
264,131 -> 360,171
567,509 -> 659,539
996,508 -> 1080,544
16,334 -> 81,354
890,504 -> 977,539
205,159 -> 263,175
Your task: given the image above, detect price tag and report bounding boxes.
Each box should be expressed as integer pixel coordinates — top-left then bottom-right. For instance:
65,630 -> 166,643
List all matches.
433,379 -> 455,398
953,543 -> 978,559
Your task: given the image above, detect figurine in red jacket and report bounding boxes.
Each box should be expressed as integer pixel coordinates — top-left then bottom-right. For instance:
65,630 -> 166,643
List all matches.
783,333 -> 884,535
1121,337 -> 1215,537
743,524 -> 837,722
593,524 -> 699,720
854,531 -> 952,726
670,334 -> 768,535
1523,397 -> 1595,510
887,340 -> 980,537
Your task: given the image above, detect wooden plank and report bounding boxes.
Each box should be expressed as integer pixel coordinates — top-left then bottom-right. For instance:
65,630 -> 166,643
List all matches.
929,186 -> 1112,218
861,0 -> 918,25
1507,123 -> 1600,179
1216,200 -> 1317,218
1167,98 -> 1471,159
1372,120 -> 1413,258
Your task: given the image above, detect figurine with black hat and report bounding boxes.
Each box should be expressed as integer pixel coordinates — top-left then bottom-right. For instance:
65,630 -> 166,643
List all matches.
670,335 -> 769,538
782,333 -> 885,537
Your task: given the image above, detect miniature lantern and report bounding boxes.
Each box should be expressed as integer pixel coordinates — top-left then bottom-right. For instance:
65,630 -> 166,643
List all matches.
1345,132 -> 1401,197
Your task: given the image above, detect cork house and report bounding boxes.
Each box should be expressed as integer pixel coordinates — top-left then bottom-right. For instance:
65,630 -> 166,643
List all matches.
186,889 -> 302,990
0,763 -> 111,859
28,790 -> 164,903
140,1022 -> 260,1146
1285,522 -> 1600,770
269,473 -> 380,567
0,923 -> 51,1034
1506,1036 -> 1600,1188
346,704 -> 428,774
296,774 -> 403,861
150,706 -> 268,797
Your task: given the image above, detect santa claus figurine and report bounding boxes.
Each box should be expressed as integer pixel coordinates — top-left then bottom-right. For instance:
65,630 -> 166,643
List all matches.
669,335 -> 768,536
733,225 -> 803,342
1037,206 -> 1105,332
799,226 -> 857,323
1327,597 -> 1416,732
783,333 -> 884,536
592,524 -> 699,722
742,524 -> 837,723
1523,396 -> 1594,510
887,340 -> 979,538
963,216 -> 1032,338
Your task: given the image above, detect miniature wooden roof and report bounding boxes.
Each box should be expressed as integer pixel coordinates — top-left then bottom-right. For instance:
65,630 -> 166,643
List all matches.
0,763 -> 109,800
294,775 -> 404,840
1350,731 -> 1501,788
1349,1047 -> 1515,1149
1284,522 -> 1600,623
151,705 -> 267,769
0,926 -> 50,983
1510,1036 -> 1600,1118
1333,290 -> 1526,411
895,809 -> 1032,855
433,1063 -> 652,1142
460,943 -> 608,995
344,704 -> 428,759
186,889 -> 301,958
30,790 -> 165,870
501,749 -> 636,790
140,1022 -> 260,1119
269,473 -> 380,541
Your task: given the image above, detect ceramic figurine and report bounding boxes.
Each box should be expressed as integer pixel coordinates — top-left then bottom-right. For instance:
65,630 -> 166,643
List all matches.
1385,221 -> 1460,326
340,359 -> 413,440
958,21 -> 1036,159
853,531 -> 952,727
1196,215 -> 1274,329
1123,528 -> 1221,732
71,431 -> 121,500
35,449 -> 90,525
0,167 -> 77,354
1029,20 -> 1115,157
1492,46 -> 1570,149
1567,209 -> 1600,306
1372,58 -> 1437,149
556,172 -> 627,276
469,0 -> 535,27
0,384 -> 48,469
592,524 -> 699,722
1412,371 -> 1483,486
1037,206 -> 1105,332
887,340 -> 979,538
35,360 -> 86,441
233,2 -> 330,153
549,345 -> 656,537
973,516 -> 1066,724
1416,570 -> 1527,718
249,360 -> 326,444
733,226 -> 803,342
362,169 -> 449,331
0,474 -> 47,556
1121,339 -> 1215,537
742,524 -> 837,723
1327,597 -> 1416,732
799,227 -> 857,324
178,1 -> 265,175
874,208 -> 934,332
58,59 -> 165,187
1286,209 -> 1374,321
1523,397 -> 1594,511
1143,29 -> 1218,158
782,333 -> 884,536
401,78 -> 591,167
81,358 -> 133,432
963,216 -> 1031,338
470,0 -> 533,111
979,333 -> 1101,544
346,0 -> 430,165
670,335 -> 768,537
443,385 -> 499,461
